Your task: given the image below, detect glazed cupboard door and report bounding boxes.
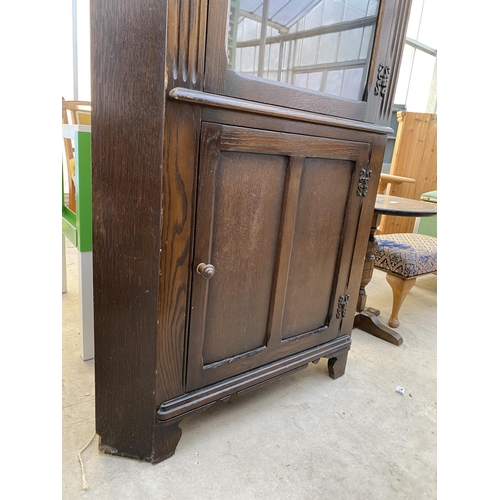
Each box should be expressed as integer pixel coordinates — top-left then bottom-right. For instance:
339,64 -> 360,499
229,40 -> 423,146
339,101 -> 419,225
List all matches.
186,123 -> 371,391
205,0 -> 412,124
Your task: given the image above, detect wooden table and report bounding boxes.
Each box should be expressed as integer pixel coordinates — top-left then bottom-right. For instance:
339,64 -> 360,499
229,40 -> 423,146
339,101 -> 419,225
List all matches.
353,194 -> 438,345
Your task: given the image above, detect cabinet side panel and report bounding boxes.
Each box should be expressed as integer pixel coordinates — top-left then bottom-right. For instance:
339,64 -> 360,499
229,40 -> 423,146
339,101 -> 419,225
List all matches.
91,0 -> 166,459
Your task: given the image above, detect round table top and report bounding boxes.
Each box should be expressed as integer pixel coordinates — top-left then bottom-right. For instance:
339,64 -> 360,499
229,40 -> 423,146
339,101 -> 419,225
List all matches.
374,194 -> 437,217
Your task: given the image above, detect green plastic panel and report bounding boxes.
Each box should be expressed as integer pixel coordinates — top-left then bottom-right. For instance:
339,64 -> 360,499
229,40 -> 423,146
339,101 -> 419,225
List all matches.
62,130 -> 92,251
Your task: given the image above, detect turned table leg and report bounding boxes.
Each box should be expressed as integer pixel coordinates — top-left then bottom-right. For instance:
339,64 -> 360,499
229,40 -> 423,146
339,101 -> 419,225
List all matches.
353,213 -> 403,346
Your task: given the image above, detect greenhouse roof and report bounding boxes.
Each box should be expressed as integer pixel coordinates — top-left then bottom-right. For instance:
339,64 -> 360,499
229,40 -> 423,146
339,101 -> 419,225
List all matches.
238,0 -> 322,30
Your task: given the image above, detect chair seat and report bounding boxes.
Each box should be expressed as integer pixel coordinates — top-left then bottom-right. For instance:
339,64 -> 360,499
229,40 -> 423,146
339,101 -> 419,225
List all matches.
374,233 -> 437,278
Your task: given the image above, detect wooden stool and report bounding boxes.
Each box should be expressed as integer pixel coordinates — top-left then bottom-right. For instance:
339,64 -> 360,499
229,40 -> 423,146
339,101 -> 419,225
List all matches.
373,233 -> 437,328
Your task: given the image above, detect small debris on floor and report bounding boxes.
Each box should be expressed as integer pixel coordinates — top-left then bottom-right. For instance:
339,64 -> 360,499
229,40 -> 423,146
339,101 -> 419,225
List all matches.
396,385 -> 405,395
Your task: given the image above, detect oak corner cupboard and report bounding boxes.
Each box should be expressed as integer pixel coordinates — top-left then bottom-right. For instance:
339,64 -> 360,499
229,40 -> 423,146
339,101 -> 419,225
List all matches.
91,0 -> 412,463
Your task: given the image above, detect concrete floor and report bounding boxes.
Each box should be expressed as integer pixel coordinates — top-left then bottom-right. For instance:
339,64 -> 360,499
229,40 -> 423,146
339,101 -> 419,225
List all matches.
62,240 -> 437,499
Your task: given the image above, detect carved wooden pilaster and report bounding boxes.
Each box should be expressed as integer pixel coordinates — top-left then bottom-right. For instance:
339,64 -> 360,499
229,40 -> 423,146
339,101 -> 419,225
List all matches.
157,0 -> 207,405
166,0 -> 208,91
378,0 -> 412,123
366,0 -> 412,125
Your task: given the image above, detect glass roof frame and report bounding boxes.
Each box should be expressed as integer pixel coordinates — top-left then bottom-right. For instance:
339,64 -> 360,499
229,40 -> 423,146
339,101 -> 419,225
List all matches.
238,0 -> 323,31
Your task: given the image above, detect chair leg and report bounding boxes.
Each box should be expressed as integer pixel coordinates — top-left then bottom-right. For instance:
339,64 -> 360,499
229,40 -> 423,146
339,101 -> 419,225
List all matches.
385,274 -> 416,328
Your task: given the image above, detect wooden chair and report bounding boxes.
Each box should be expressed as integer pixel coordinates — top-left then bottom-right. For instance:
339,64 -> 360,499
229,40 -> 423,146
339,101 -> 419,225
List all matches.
62,98 -> 91,211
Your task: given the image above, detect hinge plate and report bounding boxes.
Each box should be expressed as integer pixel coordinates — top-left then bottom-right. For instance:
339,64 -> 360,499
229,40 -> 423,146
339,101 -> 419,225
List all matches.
336,294 -> 350,319
374,64 -> 391,97
357,169 -> 371,197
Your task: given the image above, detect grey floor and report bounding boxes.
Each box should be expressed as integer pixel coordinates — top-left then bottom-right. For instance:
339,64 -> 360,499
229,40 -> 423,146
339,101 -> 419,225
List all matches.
62,240 -> 437,499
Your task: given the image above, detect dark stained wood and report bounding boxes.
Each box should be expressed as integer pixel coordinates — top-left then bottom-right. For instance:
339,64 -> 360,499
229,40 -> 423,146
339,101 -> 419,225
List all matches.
201,150 -> 286,362
281,157 -> 353,338
202,106 -> 381,144
219,124 -> 372,157
91,0 -> 167,461
170,88 -> 393,135
266,157 -> 304,348
158,336 -> 352,423
151,422 -> 183,465
91,0 -> 412,463
184,125 -> 374,391
327,350 -> 350,379
155,101 -> 200,403
166,0 -> 207,91
375,194 -> 437,217
343,133 -> 387,336
365,0 -> 413,124
156,0 -> 208,405
354,308 -> 403,346
380,0 -> 413,122
184,123 -> 221,386
357,214 -> 379,313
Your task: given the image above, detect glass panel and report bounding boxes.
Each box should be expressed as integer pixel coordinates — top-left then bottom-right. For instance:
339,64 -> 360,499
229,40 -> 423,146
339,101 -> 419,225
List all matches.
227,0 -> 380,101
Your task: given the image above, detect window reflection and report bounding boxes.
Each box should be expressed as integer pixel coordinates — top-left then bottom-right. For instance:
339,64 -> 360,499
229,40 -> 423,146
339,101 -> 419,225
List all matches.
228,0 -> 380,101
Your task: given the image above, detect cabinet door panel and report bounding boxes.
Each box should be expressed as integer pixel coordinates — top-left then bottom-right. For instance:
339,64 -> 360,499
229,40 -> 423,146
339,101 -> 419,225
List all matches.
203,151 -> 287,364
187,123 -> 370,391
282,157 -> 353,338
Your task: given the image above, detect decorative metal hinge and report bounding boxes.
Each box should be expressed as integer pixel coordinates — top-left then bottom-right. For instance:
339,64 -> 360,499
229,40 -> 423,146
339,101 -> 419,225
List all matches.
374,64 -> 391,97
357,168 -> 371,197
336,294 -> 350,319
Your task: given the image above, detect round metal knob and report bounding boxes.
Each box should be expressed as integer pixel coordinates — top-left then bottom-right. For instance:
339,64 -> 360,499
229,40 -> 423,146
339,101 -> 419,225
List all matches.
196,263 -> 215,280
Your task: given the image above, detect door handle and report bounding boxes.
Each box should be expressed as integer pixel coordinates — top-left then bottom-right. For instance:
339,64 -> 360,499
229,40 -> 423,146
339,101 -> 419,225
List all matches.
196,263 -> 215,280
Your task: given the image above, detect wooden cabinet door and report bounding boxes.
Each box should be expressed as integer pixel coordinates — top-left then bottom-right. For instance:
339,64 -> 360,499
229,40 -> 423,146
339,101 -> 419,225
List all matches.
186,123 -> 371,391
204,0 -> 412,125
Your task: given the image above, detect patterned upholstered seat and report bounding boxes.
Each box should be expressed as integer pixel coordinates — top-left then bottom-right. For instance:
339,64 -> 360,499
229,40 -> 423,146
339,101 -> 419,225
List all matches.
374,233 -> 437,278
373,233 -> 437,328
